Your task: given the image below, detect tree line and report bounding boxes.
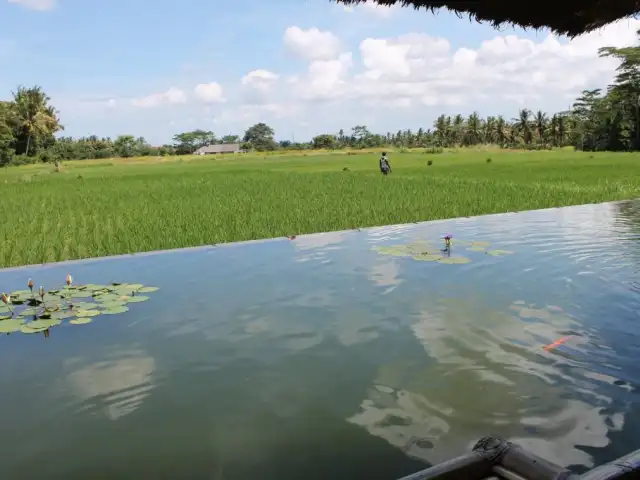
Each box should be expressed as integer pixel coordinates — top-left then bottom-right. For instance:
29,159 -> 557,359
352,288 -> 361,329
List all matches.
2,30 -> 640,165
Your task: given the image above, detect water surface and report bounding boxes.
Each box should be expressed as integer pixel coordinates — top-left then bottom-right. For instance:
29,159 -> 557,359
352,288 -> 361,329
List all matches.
1,200 -> 639,479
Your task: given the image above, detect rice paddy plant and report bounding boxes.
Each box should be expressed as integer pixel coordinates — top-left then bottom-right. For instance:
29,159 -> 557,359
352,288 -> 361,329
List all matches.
1,150 -> 639,268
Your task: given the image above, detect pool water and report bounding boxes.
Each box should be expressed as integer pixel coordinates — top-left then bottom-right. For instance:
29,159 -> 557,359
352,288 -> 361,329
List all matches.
0,200 -> 638,479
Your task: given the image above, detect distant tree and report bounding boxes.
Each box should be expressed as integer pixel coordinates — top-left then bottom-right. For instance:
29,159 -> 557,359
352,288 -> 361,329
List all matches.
221,134 -> 239,144
312,134 -> 337,149
114,135 -> 137,157
243,122 -> 277,151
11,85 -> 62,156
0,102 -> 15,166
172,130 -> 215,154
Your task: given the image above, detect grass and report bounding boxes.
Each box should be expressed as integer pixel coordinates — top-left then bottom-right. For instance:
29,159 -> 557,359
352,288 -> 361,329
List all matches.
1,149 -> 639,268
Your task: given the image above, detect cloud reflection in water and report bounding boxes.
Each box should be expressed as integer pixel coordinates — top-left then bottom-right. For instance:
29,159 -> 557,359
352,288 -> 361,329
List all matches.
65,348 -> 156,420
347,299 -> 626,468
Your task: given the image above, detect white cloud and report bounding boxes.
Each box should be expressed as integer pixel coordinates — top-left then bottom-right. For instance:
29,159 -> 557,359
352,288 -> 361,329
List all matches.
131,87 -> 187,108
240,69 -> 279,104
7,0 -> 55,10
283,26 -> 342,60
340,1 -> 396,17
280,19 -> 640,111
360,1 -> 396,17
59,18 -> 640,143
293,52 -> 353,101
194,81 -> 225,103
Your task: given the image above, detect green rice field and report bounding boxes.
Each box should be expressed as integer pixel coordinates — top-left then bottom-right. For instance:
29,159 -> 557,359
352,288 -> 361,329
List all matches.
1,149 -> 639,268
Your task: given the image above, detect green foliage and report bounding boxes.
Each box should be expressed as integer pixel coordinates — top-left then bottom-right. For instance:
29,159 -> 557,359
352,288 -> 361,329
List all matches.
0,281 -> 159,335
243,122 -> 277,151
312,134 -> 337,149
1,149 -> 639,268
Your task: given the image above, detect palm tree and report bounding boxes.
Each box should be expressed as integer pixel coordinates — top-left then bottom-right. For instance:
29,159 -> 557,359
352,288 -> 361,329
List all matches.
514,109 -> 533,144
12,85 -> 62,156
534,110 -> 548,143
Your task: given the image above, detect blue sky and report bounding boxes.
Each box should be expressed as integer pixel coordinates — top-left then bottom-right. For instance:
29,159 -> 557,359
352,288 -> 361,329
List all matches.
2,0 -> 639,144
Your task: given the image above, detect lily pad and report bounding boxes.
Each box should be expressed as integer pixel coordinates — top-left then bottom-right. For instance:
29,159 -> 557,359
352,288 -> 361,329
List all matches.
101,305 -> 130,315
98,300 -> 127,309
95,294 -> 121,303
69,290 -> 95,298
20,325 -> 49,334
0,305 -> 10,314
470,241 -> 491,248
0,314 -> 12,321
20,307 -> 41,317
123,296 -> 149,303
487,249 -> 513,256
437,256 -> 472,264
10,290 -> 32,297
69,302 -> 97,310
76,309 -> 101,317
373,245 -> 412,256
27,318 -> 62,329
42,303 -> 64,312
114,283 -> 144,293
412,254 -> 443,262
137,286 -> 159,293
42,293 -> 62,301
373,242 -> 435,257
51,310 -> 76,320
0,319 -> 24,333
70,317 -> 93,325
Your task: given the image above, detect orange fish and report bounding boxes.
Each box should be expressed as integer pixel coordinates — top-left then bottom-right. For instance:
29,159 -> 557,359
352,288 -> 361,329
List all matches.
543,335 -> 573,351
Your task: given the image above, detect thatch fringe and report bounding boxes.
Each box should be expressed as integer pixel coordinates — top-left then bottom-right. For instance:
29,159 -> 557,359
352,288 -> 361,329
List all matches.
333,0 -> 640,37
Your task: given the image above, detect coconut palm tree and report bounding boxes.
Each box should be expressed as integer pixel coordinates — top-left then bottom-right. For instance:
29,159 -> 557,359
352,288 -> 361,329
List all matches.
12,85 -> 62,156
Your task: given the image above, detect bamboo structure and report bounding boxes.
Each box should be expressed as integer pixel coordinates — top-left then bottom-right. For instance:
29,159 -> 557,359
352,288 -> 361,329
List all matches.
396,436 -> 640,479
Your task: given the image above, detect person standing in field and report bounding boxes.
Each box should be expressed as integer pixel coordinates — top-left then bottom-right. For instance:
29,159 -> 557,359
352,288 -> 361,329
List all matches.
379,152 -> 391,175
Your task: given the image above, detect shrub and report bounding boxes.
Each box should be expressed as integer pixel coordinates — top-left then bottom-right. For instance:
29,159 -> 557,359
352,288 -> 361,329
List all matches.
424,147 -> 443,154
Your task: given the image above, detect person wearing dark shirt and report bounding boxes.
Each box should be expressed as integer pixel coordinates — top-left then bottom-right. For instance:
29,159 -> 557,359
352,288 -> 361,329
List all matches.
379,152 -> 391,175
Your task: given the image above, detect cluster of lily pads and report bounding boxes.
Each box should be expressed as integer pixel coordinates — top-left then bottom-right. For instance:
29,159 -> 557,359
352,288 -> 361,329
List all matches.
372,237 -> 513,264
0,275 -> 158,336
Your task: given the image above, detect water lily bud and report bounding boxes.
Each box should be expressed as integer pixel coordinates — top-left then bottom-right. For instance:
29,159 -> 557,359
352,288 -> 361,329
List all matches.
1,293 -> 8,304
39,286 -> 45,298
28,278 -> 34,290
66,274 -> 73,286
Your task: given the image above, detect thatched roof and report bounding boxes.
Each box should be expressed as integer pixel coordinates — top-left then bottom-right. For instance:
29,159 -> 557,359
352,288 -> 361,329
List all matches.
334,0 -> 640,37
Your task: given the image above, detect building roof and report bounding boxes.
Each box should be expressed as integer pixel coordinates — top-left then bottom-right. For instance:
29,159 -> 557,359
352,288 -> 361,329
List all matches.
195,143 -> 241,154
333,0 -> 640,37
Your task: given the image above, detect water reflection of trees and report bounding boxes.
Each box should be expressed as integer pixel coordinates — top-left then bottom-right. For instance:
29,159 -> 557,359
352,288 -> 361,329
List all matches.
615,200 -> 640,266
347,298 -> 625,469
